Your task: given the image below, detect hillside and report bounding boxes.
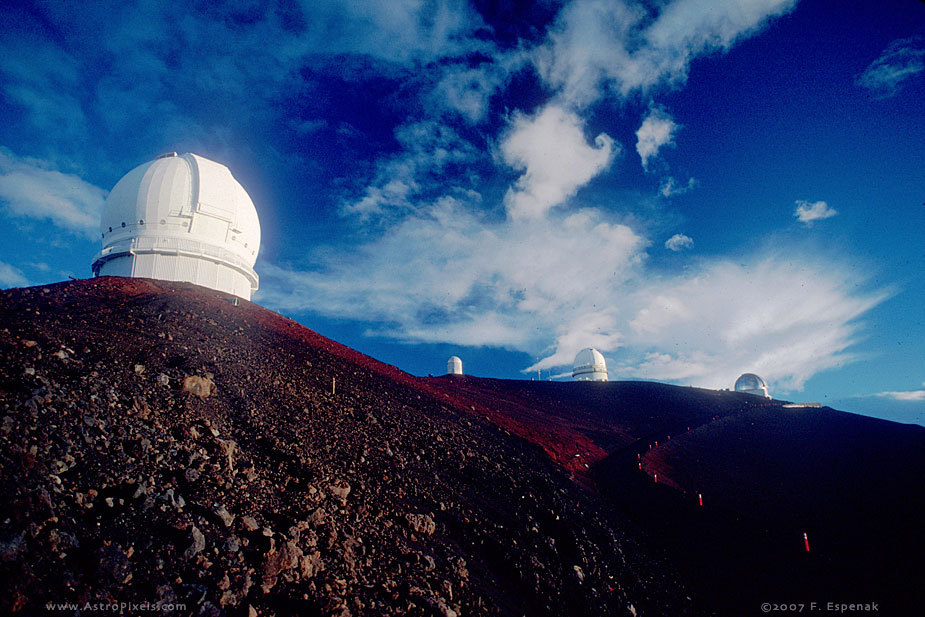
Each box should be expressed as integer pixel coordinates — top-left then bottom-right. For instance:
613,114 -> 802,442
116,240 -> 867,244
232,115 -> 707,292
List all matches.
0,278 -> 686,617
3,277 -> 922,616
424,377 -> 925,615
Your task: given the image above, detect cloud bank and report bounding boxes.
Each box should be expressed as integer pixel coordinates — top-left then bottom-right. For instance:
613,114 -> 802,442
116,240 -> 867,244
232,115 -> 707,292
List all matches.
0,149 -> 107,238
254,0 -> 880,393
876,389 -> 925,402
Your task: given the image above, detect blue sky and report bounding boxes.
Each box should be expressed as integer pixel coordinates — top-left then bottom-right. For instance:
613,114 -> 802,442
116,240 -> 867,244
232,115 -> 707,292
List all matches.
1,0 -> 923,424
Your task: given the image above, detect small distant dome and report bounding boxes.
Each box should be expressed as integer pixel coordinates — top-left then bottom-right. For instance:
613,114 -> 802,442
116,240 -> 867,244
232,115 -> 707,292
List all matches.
447,356 -> 463,375
734,373 -> 770,398
572,348 -> 608,382
91,152 -> 260,300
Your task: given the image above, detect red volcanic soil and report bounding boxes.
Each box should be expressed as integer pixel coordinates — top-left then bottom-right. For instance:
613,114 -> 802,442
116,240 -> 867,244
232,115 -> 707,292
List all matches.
0,277 -> 689,617
423,375 -> 769,477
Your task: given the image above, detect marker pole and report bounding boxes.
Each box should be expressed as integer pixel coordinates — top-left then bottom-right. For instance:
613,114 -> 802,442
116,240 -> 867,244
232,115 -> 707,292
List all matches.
803,532 -> 810,552
654,474 -> 658,484
698,493 -> 703,507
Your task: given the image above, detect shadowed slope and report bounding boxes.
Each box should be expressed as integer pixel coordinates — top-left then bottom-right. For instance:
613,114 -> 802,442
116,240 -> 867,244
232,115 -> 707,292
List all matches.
0,278 -> 686,617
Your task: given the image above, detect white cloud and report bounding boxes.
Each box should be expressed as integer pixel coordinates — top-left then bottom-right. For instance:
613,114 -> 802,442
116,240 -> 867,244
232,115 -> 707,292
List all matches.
500,105 -> 617,219
344,121 -> 478,218
856,36 -> 925,99
876,390 -> 925,402
535,0 -> 797,106
259,196 -> 645,364
636,107 -> 679,171
622,255 -> 887,391
665,233 -> 694,251
0,261 -> 29,289
262,202 -> 884,392
659,176 -> 698,197
429,54 -> 525,124
0,149 -> 107,238
794,199 -> 837,226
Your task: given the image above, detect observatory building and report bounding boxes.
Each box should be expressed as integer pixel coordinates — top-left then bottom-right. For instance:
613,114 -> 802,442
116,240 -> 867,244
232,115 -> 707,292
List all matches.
447,356 -> 463,375
734,373 -> 771,398
92,152 -> 261,300
572,348 -> 608,381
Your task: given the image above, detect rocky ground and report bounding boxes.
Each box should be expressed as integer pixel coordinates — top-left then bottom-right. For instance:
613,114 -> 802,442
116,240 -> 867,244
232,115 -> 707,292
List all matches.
0,278 -> 690,617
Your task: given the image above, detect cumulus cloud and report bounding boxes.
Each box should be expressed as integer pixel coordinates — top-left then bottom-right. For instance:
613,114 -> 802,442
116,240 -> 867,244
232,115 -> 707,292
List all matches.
665,234 -> 694,251
501,105 -> 617,219
0,149 -> 107,238
794,199 -> 837,226
535,0 -> 797,106
659,176 -> 698,197
636,107 -> 679,171
856,36 -> 925,99
0,261 -> 29,289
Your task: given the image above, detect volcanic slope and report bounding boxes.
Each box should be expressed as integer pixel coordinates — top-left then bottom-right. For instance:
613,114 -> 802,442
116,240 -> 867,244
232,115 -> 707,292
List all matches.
424,377 -> 925,616
0,277 -> 688,617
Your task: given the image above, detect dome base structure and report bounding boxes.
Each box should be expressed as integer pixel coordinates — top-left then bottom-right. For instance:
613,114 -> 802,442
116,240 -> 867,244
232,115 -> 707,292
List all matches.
91,153 -> 261,300
92,237 -> 258,300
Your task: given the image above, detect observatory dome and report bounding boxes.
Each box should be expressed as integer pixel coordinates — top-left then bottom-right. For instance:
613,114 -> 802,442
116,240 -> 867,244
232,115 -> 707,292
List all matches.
572,348 -> 608,382
734,373 -> 770,398
447,356 -> 463,375
92,152 -> 260,300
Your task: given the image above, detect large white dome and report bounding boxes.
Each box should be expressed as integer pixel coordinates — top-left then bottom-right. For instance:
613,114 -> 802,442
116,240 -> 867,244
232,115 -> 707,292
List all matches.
572,348 -> 608,381
734,373 -> 770,398
92,153 -> 260,299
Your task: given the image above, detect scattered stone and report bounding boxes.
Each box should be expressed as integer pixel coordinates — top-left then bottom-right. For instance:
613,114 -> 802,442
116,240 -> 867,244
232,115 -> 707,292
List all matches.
212,504 -> 235,527
405,513 -> 436,536
241,516 -> 259,532
182,376 -> 214,398
183,526 -> 205,560
217,438 -> 237,472
261,540 -> 303,593
134,364 -> 146,375
329,479 -> 351,503
157,373 -> 170,387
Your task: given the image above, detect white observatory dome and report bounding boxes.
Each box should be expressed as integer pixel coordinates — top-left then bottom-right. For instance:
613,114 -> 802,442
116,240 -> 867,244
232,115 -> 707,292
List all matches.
447,356 -> 463,375
734,373 -> 771,398
91,152 -> 260,300
572,348 -> 608,382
